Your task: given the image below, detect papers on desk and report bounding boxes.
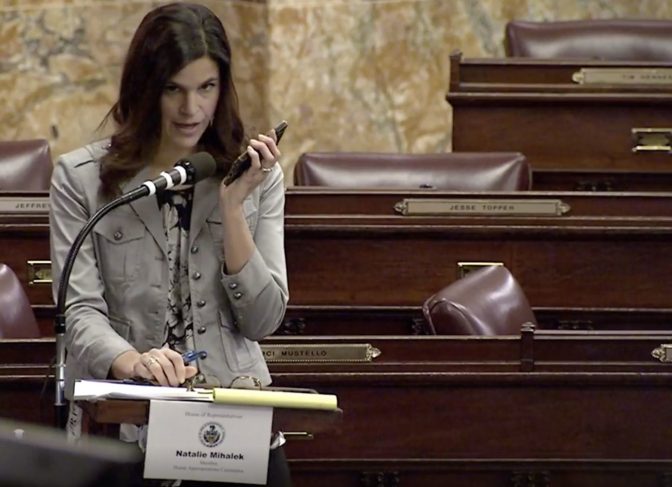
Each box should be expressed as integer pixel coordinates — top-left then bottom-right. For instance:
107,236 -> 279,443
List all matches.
73,380 -> 211,402
73,380 -> 339,410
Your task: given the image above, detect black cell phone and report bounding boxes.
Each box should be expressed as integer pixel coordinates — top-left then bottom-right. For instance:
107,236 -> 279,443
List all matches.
222,120 -> 288,185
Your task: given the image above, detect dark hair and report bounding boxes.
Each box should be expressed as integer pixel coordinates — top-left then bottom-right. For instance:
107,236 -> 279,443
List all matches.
99,2 -> 244,197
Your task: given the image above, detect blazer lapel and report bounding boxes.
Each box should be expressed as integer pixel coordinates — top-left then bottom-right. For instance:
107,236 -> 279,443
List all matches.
122,167 -> 167,258
190,177 -> 220,244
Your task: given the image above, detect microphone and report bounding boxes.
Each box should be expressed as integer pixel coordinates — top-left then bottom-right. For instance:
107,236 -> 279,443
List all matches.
53,151 -> 216,427
128,151 -> 217,199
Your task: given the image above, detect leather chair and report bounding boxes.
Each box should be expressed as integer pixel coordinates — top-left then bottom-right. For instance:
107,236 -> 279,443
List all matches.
422,265 -> 537,335
0,139 -> 53,191
505,19 -> 672,61
0,263 -> 40,338
294,152 -> 531,190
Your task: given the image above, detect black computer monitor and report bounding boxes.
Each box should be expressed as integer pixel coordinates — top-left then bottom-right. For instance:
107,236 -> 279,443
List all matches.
0,418 -> 143,487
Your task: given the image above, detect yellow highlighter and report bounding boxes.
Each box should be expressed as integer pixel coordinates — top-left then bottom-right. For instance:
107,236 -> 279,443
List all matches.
211,387 -> 338,411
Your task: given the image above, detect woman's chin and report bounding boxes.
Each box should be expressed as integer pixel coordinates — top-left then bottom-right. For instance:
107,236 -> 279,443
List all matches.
172,134 -> 205,153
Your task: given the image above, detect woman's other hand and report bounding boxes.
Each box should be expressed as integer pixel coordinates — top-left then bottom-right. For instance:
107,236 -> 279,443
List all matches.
219,131 -> 281,207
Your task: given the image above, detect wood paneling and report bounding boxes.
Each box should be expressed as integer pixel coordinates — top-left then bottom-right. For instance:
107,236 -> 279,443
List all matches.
447,53 -> 672,191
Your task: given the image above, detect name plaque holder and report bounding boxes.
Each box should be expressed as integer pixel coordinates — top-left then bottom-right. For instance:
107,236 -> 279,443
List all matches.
631,128 -> 672,153
262,343 -> 381,363
0,196 -> 50,213
144,400 -> 272,484
572,67 -> 672,85
394,198 -> 570,216
652,344 -> 672,363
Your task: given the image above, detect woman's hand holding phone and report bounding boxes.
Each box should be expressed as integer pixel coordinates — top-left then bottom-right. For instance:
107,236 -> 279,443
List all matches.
222,120 -> 288,185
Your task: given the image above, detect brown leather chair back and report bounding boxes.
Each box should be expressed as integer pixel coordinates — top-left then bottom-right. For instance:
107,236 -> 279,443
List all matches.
0,263 -> 40,338
505,19 -> 672,61
294,152 -> 531,190
0,139 -> 53,191
422,265 -> 537,335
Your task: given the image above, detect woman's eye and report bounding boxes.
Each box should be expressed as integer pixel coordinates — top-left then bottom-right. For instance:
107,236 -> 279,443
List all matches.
200,82 -> 217,92
164,85 -> 179,93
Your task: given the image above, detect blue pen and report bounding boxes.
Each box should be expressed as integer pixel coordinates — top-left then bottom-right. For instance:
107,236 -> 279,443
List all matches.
182,350 -> 207,364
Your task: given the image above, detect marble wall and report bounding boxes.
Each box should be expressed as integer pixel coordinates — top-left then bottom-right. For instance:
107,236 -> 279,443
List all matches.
1,0 -> 670,182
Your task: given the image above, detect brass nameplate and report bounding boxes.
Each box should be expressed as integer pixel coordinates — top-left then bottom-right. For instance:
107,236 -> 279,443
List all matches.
0,197 -> 50,213
394,199 -> 570,216
572,68 -> 672,85
631,128 -> 672,153
261,344 -> 382,363
652,344 -> 672,363
27,260 -> 52,285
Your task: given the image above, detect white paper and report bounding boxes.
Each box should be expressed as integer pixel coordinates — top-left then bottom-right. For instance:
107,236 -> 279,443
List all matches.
144,400 -> 272,484
73,380 -> 213,402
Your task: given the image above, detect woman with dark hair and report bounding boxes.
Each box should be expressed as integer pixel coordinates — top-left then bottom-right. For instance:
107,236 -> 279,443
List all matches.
49,3 -> 290,485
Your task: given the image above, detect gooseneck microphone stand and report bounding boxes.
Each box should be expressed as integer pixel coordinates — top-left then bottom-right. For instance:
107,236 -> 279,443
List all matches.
53,185 -> 155,428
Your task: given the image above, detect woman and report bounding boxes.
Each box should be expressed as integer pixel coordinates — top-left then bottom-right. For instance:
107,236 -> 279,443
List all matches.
49,3 -> 290,485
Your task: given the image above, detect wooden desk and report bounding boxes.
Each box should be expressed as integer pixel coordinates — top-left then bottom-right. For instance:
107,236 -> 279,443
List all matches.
447,52 -> 672,191
5,331 -> 672,486
283,188 -> 672,317
78,399 -> 342,440
271,332 -> 672,486
4,189 -> 672,333
0,195 -> 53,312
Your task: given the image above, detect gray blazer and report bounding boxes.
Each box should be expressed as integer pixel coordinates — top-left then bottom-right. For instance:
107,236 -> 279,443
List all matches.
49,141 -> 288,397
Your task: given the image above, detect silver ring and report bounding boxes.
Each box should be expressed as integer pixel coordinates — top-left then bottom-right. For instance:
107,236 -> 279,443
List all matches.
145,357 -> 159,367
261,167 -> 273,173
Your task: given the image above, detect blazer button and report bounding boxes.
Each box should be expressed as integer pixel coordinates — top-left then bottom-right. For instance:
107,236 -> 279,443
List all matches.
197,326 -> 206,334
192,272 -> 201,280
228,282 -> 238,290
196,299 -> 206,307
233,291 -> 243,300
190,245 -> 199,254
113,231 -> 123,241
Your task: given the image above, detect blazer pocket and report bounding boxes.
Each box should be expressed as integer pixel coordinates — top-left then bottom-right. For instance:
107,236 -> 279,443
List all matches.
94,216 -> 145,283
206,198 -> 258,248
206,218 -> 225,262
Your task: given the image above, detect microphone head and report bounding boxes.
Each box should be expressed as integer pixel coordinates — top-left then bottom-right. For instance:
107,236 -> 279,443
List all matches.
178,152 -> 217,184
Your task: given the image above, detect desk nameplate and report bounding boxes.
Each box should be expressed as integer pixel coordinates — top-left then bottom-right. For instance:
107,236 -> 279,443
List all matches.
261,344 -> 381,363
572,68 -> 672,85
0,197 -> 49,213
394,199 -> 570,216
